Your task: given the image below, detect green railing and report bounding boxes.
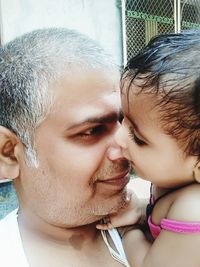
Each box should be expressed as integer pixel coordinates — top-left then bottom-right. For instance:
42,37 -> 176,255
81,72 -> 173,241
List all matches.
126,10 -> 200,29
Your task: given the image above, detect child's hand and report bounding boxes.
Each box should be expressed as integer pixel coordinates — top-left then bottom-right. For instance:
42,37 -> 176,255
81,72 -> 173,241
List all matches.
96,189 -> 144,230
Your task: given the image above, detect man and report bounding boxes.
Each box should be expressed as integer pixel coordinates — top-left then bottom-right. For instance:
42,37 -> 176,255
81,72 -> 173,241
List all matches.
0,28 -> 131,266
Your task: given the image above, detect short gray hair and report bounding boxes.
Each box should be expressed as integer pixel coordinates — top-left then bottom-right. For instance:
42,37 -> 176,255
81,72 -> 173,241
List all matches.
0,28 -> 117,167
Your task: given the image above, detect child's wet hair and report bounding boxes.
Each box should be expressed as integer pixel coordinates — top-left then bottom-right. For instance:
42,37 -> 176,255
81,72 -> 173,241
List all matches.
121,30 -> 200,158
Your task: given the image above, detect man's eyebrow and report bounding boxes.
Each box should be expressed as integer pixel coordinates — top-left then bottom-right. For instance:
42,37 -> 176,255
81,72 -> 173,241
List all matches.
67,112 -> 120,130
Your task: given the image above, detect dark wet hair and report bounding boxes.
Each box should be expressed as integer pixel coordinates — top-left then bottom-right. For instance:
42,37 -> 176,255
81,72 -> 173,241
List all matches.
122,30 -> 200,157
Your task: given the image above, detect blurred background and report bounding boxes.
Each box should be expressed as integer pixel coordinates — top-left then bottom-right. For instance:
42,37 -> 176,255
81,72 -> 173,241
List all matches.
1,0 -> 200,66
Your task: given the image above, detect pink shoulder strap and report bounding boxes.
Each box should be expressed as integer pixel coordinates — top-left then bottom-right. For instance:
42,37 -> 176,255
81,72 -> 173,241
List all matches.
161,218 -> 200,233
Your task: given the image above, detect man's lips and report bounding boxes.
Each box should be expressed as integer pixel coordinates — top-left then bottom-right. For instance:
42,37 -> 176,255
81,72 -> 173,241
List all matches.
97,171 -> 130,188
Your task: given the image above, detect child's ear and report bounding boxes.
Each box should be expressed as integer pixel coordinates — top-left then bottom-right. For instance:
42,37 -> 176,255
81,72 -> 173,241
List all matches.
193,161 -> 200,183
0,126 -> 21,180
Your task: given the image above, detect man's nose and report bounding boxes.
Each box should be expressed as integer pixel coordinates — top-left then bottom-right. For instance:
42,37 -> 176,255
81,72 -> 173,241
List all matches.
114,124 -> 127,149
106,141 -> 125,161
106,122 -> 129,162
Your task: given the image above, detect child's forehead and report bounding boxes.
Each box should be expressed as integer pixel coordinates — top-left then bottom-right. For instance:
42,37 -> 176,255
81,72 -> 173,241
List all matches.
121,89 -> 161,124
123,96 -> 165,141
120,74 -> 176,122
120,74 -> 155,97
121,82 -> 157,107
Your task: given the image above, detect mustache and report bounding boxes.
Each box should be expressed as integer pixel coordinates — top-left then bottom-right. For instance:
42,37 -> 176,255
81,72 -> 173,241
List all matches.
93,159 -> 130,181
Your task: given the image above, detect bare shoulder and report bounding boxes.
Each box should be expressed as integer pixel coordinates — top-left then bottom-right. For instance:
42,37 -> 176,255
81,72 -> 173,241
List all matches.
167,183 -> 200,221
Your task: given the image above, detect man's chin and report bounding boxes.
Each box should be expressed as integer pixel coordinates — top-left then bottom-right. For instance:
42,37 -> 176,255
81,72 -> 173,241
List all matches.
92,188 -> 128,217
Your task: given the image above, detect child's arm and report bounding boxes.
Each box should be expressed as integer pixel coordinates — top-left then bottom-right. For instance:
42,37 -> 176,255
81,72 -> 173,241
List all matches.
123,184 -> 200,267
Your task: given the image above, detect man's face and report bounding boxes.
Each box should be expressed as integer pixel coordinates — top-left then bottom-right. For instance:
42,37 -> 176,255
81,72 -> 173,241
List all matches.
17,69 -> 130,227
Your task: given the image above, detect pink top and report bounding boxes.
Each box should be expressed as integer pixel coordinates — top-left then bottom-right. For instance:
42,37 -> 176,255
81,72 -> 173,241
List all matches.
147,184 -> 200,239
148,215 -> 200,239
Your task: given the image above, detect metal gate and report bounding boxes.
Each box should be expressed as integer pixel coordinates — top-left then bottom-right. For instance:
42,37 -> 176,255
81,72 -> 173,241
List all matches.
122,0 -> 200,65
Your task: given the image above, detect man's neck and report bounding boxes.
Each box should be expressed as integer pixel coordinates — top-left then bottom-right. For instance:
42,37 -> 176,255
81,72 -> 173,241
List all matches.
16,209 -> 118,267
15,208 -> 123,267
17,208 -> 100,246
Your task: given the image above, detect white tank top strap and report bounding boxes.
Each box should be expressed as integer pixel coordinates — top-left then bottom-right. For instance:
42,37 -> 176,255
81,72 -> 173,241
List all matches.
101,228 -> 131,267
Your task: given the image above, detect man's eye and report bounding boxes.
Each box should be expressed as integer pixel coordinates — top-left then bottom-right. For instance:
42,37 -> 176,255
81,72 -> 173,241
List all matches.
118,111 -> 124,124
128,127 -> 146,146
79,125 -> 107,138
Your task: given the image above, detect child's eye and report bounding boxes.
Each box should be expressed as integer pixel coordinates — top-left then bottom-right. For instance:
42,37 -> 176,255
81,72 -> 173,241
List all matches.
129,127 -> 146,146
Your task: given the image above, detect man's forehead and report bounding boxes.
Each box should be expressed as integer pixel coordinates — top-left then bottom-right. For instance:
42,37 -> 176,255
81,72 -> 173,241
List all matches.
104,89 -> 121,104
42,82 -> 121,132
66,92 -> 121,128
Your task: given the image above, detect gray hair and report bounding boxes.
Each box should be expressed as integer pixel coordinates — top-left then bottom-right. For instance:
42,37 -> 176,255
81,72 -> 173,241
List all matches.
0,28 -> 118,167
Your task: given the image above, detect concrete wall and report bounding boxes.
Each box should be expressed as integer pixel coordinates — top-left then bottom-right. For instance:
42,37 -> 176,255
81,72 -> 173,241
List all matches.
0,0 -> 123,65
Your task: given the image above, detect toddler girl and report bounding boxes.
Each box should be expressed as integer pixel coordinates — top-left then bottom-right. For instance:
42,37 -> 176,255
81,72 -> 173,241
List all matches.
98,31 -> 200,267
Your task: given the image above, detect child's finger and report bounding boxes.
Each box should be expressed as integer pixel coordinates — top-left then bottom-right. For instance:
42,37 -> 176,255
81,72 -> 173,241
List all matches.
125,188 -> 132,204
96,223 -> 112,230
96,216 -> 114,230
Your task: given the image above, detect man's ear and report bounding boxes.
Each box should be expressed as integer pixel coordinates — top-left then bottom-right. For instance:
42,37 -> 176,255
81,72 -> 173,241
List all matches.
193,161 -> 200,183
0,126 -> 21,180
